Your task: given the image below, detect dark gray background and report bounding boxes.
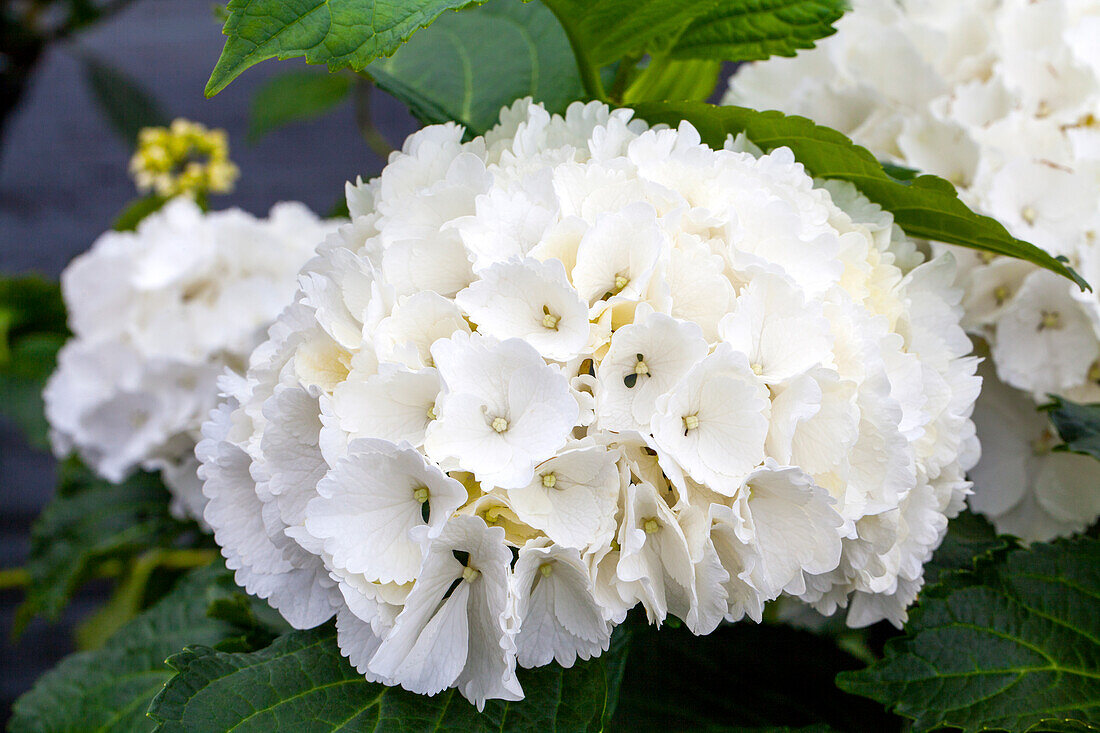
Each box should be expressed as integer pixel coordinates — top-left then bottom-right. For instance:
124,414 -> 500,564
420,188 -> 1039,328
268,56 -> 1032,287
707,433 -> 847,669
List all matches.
0,0 -> 418,720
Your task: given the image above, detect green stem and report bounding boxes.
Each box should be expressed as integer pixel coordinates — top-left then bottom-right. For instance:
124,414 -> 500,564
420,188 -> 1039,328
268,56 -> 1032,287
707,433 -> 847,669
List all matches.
0,567 -> 30,590
154,548 -> 219,570
540,0 -> 608,101
352,77 -> 396,161
608,53 -> 642,104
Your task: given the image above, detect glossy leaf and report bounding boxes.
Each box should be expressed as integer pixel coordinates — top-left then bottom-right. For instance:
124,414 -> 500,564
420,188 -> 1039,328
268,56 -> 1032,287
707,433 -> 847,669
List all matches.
150,624 -> 631,731
368,0 -> 583,135
14,457 -> 191,633
8,564 -> 274,733
671,0 -> 847,62
838,538 -> 1100,733
206,0 -> 481,96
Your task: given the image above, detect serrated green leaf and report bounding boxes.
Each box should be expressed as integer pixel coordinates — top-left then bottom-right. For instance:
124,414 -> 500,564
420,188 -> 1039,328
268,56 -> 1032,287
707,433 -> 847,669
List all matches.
837,538 -> 1100,733
8,563 -> 265,733
1047,396 -> 1100,462
670,0 -> 847,63
0,275 -> 69,449
15,457 -> 192,633
542,0 -> 723,67
81,54 -> 169,143
609,621 -> 900,731
923,510 -> 1016,588
367,0 -> 583,135
630,102 -> 1088,289
149,623 -> 631,731
248,70 -> 351,141
206,0 -> 481,96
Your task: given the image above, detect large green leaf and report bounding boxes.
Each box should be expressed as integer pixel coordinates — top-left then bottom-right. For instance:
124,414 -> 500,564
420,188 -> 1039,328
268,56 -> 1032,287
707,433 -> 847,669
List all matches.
368,0 -> 583,135
8,563 -> 277,733
205,0 -> 481,96
248,70 -> 352,141
541,0 -> 845,71
609,621 -> 900,732
149,623 -> 631,731
630,102 -> 1088,288
1046,397 -> 1100,462
14,457 -> 192,633
923,510 -> 1015,588
0,275 -> 69,449
838,538 -> 1100,733
671,0 -> 847,62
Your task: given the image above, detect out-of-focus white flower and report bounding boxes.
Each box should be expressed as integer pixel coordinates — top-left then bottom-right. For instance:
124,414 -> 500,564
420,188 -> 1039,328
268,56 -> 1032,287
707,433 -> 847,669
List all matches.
727,0 -> 1100,541
46,197 -> 336,520
198,100 -> 980,707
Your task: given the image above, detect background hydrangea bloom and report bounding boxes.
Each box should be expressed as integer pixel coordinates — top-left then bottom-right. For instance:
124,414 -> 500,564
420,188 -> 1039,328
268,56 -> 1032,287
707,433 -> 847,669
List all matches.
726,0 -> 1100,542
198,99 -> 980,707
45,197 -> 336,519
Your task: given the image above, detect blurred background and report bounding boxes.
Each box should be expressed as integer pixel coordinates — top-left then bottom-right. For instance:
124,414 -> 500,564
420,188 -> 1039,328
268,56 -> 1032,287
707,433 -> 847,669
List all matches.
0,0 -> 420,721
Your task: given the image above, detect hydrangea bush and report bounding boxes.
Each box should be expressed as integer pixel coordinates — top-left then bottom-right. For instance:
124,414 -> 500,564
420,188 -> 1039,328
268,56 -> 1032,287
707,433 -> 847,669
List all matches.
10,2 -> 1100,730
198,99 -> 981,706
45,197 -> 336,519
726,0 -> 1100,541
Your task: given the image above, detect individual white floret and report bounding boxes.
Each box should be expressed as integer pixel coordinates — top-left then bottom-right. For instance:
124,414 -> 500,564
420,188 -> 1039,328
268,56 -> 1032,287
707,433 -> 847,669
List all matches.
424,333 -> 579,489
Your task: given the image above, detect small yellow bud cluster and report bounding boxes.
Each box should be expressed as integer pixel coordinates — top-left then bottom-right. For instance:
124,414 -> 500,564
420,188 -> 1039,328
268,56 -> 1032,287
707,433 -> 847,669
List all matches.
129,118 -> 240,198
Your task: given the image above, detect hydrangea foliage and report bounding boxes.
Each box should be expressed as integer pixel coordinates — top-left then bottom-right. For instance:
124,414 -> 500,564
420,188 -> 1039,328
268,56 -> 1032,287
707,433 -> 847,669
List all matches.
726,0 -> 1100,541
45,198 -> 336,520
197,99 -> 981,708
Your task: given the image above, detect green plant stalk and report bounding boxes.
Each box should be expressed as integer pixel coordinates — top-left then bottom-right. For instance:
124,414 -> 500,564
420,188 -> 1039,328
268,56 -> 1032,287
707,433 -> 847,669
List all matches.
540,0 -> 608,101
0,566 -> 30,589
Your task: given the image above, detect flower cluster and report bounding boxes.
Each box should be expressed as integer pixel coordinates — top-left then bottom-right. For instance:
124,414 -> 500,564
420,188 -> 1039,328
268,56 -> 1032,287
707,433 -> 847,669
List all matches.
726,0 -> 1100,541
198,100 -> 980,707
45,197 -> 335,519
130,119 -> 240,198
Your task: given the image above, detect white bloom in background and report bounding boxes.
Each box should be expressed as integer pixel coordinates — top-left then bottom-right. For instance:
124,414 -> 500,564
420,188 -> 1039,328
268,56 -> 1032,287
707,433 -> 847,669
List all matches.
45,197 -> 336,520
198,100 -> 980,707
727,0 -> 1100,541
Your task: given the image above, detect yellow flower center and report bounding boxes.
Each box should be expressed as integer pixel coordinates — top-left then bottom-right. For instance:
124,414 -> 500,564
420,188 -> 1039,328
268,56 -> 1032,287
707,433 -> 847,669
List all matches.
541,472 -> 557,489
539,563 -> 554,578
643,518 -> 660,534
683,414 -> 700,432
1039,311 -> 1062,331
413,487 -> 429,504
491,416 -> 509,433
462,565 -> 481,583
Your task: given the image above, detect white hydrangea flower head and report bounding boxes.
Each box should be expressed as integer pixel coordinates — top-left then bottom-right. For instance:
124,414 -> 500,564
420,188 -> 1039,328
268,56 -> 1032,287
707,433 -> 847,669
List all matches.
726,0 -> 1100,541
198,100 -> 980,707
45,197 -> 336,520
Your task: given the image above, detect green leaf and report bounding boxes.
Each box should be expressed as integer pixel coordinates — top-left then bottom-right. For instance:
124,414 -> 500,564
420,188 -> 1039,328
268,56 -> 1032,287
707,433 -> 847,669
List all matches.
1046,396 -> 1100,462
542,0 -> 845,80
248,70 -> 351,141
0,275 -> 69,449
620,58 -> 722,104
837,538 -> 1100,733
15,457 -> 192,634
368,0 -> 584,135
630,102 -> 1088,289
81,54 -> 169,142
922,510 -> 1015,588
206,0 -> 481,97
149,623 -> 632,731
8,563 -> 270,733
610,620 -> 901,731
670,0 -> 848,63
113,195 -> 171,232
